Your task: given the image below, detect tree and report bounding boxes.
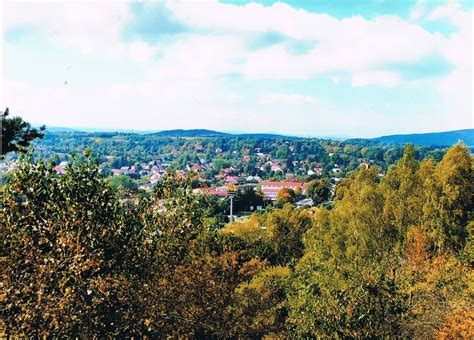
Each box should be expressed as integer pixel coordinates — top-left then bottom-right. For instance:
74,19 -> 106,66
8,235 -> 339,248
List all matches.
266,204 -> 312,265
287,167 -> 405,338
306,179 -> 330,205
234,265 -> 291,337
2,154 -> 147,336
425,143 -> 473,252
107,175 -> 139,195
233,187 -> 264,212
276,187 -> 295,204
1,108 -> 45,158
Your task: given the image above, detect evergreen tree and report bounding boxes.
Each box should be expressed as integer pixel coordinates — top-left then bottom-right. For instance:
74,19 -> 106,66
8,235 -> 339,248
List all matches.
1,108 -> 45,158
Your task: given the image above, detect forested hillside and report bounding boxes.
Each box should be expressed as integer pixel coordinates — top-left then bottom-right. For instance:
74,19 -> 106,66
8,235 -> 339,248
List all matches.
371,129 -> 474,147
2,143 -> 472,338
30,130 -> 449,176
153,129 -> 229,137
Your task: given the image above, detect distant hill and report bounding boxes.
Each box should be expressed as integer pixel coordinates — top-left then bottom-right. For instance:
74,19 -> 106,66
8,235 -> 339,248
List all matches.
45,126 -> 155,134
237,133 -> 288,139
45,126 -> 81,133
152,129 -> 229,137
371,129 -> 474,147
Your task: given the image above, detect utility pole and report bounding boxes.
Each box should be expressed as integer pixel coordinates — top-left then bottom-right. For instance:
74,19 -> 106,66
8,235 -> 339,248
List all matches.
229,194 -> 234,222
228,184 -> 237,222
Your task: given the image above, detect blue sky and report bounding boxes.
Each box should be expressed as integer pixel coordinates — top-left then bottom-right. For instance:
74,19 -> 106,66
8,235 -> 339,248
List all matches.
2,0 -> 473,137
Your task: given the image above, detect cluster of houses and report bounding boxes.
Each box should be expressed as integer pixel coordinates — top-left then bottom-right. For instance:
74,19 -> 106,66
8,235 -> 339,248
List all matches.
192,179 -> 310,201
258,180 -> 309,200
0,157 -> 345,204
1,142 -> 381,210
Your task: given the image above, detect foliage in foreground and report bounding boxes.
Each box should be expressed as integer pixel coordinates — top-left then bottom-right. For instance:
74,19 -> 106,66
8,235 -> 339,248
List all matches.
1,144 -> 473,338
1,108 -> 45,159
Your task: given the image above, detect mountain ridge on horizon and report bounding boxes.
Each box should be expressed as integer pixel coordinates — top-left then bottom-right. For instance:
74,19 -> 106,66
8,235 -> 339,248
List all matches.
369,128 -> 473,147
43,126 -> 473,147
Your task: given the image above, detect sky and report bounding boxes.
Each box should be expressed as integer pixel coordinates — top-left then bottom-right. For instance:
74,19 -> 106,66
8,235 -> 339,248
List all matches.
1,0 -> 473,138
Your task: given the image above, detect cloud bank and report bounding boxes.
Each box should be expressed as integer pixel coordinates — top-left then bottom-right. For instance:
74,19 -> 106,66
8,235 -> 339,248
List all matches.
2,0 -> 472,137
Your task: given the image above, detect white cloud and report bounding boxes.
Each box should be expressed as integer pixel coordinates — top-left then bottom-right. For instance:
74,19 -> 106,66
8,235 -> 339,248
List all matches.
143,34 -> 243,81
167,1 -> 444,81
431,4 -> 473,130
2,0 -> 450,81
427,0 -> 462,21
3,1 -> 131,57
225,93 -> 245,104
410,0 -> 426,20
260,93 -> 315,105
351,71 -> 402,87
2,0 -> 473,135
128,42 -> 159,64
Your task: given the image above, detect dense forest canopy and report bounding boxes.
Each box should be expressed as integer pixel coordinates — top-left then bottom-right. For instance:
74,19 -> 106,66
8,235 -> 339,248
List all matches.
1,143 -> 472,337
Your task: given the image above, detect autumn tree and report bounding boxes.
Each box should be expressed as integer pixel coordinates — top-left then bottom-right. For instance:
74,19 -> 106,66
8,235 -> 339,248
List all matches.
266,204 -> 312,265
276,187 -> 295,204
287,144 -> 473,338
1,153 -> 147,336
2,143 -> 472,338
287,166 -> 405,338
422,143 -> 473,252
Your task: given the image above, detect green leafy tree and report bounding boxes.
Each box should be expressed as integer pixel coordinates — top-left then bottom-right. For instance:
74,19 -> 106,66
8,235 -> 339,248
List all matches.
421,143 -> 473,252
306,178 -> 331,205
266,204 -> 312,265
287,167 -> 405,338
1,154 -> 147,336
1,108 -> 45,158
107,175 -> 138,195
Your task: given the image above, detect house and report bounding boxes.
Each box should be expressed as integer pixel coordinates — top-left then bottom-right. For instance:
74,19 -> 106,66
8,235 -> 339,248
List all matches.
221,167 -> 236,175
225,176 -> 239,185
193,186 -> 228,198
175,170 -> 186,178
54,165 -> 66,175
120,166 -> 130,175
314,167 -> 324,176
246,175 -> 261,183
150,173 -> 162,184
258,180 -> 308,200
191,164 -> 202,172
295,198 -> 314,208
215,186 -> 229,197
151,165 -> 165,174
215,173 -> 226,180
139,183 -> 155,191
271,163 -> 283,173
